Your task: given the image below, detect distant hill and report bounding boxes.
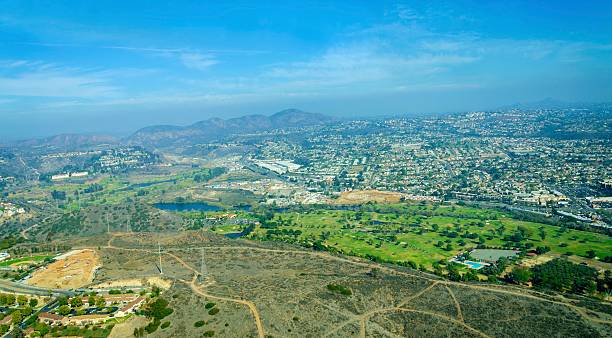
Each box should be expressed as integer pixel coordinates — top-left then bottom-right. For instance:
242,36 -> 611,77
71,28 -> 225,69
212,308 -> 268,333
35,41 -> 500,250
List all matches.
12,133 -> 118,151
128,109 -> 333,147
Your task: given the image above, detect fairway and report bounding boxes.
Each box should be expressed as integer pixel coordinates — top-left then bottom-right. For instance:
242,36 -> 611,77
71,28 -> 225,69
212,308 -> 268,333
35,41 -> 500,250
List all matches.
0,255 -> 52,267
235,203 -> 612,268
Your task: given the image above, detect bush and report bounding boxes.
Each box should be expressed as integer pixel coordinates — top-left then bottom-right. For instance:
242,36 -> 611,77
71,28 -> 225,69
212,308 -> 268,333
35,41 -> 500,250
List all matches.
531,258 -> 597,294
194,320 -> 205,328
508,267 -> 531,284
326,283 -> 352,296
203,330 -> 215,337
144,319 -> 161,334
161,321 -> 170,329
143,298 -> 173,320
208,308 -> 219,315
205,302 -> 216,309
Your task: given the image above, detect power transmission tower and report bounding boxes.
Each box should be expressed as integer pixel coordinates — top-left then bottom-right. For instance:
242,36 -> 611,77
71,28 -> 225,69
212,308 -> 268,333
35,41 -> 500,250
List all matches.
200,248 -> 207,281
158,242 -> 164,274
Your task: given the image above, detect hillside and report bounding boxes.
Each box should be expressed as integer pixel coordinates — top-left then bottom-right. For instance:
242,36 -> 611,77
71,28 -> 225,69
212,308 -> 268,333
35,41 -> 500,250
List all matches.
128,109 -> 332,147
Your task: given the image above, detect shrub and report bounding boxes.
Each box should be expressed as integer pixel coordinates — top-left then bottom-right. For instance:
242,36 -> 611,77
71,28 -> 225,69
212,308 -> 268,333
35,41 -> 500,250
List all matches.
205,302 -> 216,309
208,308 -> 219,315
161,321 -> 170,329
326,283 -> 352,296
144,319 -> 161,334
194,320 -> 205,328
143,298 -> 173,320
203,330 -> 215,337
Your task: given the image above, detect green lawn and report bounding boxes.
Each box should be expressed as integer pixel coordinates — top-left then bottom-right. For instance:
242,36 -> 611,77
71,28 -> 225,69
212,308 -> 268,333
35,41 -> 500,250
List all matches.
246,204 -> 611,268
0,255 -> 53,267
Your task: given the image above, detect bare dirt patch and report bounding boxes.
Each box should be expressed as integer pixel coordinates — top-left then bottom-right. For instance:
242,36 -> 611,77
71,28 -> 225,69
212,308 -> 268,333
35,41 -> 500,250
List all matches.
335,190 -> 406,204
109,315 -> 150,338
27,249 -> 100,289
91,276 -> 172,290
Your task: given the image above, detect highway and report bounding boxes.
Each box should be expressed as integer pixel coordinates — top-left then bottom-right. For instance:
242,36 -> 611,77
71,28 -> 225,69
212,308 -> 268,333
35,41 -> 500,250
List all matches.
0,279 -> 75,297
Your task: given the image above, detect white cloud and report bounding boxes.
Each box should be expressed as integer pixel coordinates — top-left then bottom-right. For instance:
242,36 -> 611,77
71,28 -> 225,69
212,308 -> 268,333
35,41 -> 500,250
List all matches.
0,60 -> 118,97
179,53 -> 218,71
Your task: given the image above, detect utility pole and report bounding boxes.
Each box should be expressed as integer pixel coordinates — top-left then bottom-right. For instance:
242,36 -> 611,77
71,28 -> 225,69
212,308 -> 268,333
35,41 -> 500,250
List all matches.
200,248 -> 207,281
158,242 -> 163,274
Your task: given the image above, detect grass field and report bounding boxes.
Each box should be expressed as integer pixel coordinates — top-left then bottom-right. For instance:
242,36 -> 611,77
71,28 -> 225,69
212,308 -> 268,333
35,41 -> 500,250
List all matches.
237,203 -> 611,268
0,255 -> 52,267
7,166 -> 244,211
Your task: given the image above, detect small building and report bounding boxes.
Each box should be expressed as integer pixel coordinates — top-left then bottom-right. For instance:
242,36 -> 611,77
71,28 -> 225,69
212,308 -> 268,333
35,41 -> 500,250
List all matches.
587,197 -> 612,209
63,314 -> 108,325
0,315 -> 12,325
115,296 -> 145,317
38,312 -> 64,325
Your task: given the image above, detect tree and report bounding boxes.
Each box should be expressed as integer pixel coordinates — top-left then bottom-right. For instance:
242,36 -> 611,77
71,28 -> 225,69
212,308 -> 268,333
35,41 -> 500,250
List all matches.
143,298 -> 173,320
531,258 -> 598,294
509,267 -> 531,284
21,306 -> 33,316
51,190 -> 66,200
57,296 -> 68,306
70,296 -> 83,308
11,310 -> 23,325
88,295 -> 96,307
95,296 -> 106,307
58,305 -> 71,315
29,298 -> 38,308
6,294 -> 15,306
17,295 -> 28,306
447,268 -> 462,281
35,322 -> 50,336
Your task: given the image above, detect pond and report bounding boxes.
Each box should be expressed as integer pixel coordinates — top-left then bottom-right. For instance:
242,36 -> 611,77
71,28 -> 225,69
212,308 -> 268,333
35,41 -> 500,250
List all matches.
153,202 -> 222,212
223,224 -> 255,239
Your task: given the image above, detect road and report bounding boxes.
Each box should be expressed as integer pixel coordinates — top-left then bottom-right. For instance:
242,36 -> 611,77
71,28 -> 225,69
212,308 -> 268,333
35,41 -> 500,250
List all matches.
0,278 -> 74,297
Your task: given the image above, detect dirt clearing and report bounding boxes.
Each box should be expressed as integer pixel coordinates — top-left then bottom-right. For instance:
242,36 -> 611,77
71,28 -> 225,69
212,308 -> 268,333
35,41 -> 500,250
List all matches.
335,190 -> 406,204
91,276 -> 172,290
27,249 -> 100,289
108,315 -> 149,338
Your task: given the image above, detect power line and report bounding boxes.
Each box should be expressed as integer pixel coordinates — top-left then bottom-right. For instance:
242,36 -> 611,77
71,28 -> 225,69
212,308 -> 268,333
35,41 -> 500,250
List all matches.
200,248 -> 207,281
158,241 -> 164,275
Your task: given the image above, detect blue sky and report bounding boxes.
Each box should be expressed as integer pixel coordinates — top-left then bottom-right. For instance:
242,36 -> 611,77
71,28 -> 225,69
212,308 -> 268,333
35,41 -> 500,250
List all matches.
1,0 -> 611,139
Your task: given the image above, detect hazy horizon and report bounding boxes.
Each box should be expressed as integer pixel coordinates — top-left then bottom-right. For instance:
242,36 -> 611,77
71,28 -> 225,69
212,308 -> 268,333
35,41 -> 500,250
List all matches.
1,1 -> 611,139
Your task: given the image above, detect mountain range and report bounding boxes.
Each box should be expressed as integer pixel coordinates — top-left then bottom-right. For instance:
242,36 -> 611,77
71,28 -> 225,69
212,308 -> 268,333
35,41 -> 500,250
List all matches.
127,108 -> 333,147
2,109 -> 332,150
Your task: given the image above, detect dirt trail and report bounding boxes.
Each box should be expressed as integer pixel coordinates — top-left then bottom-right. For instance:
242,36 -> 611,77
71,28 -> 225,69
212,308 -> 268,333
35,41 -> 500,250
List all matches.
326,280 -> 487,338
444,285 -> 464,323
100,233 -> 611,337
104,234 -> 265,338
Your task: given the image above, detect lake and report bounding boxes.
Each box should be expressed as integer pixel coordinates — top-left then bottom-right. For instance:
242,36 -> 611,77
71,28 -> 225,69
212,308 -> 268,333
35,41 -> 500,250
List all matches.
153,202 -> 222,212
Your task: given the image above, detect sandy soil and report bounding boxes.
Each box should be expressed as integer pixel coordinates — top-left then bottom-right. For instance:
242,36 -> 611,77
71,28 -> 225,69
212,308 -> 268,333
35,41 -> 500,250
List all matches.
519,252 -> 559,269
335,190 -> 406,204
108,315 -> 150,338
26,249 -> 100,289
90,276 -> 172,290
